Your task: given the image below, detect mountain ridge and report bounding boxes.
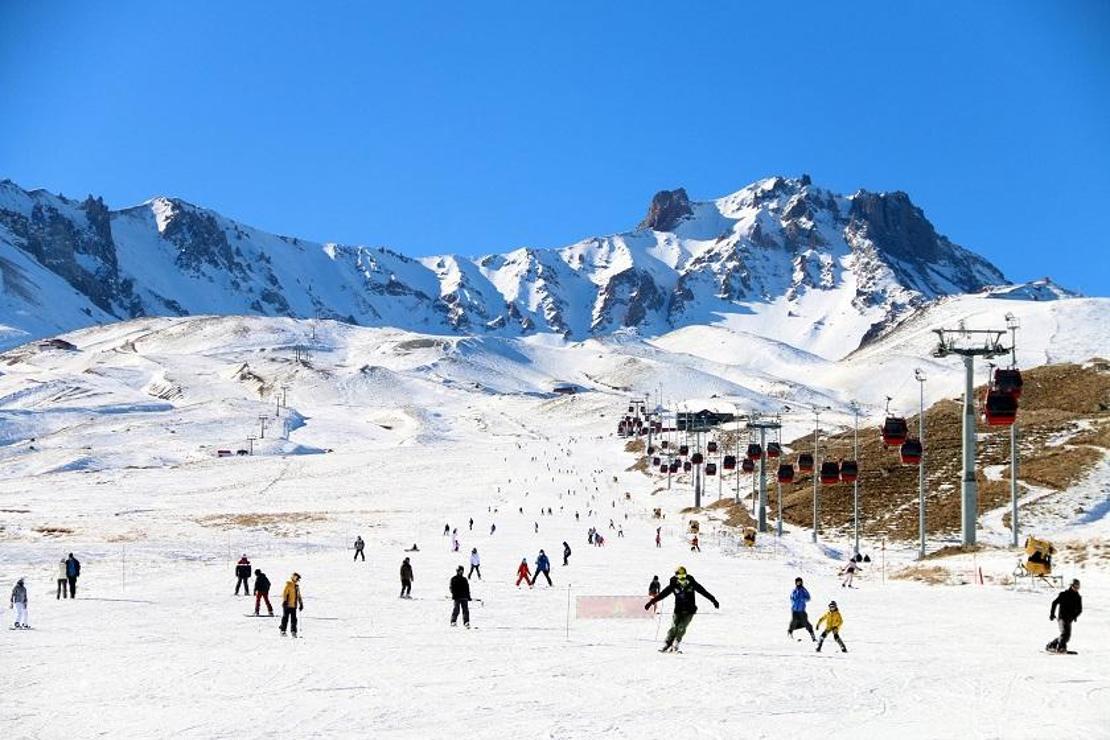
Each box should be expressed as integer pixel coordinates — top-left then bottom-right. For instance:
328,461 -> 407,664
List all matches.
0,174 -> 1067,355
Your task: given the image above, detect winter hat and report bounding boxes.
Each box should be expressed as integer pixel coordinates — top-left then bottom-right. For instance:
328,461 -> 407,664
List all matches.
675,566 -> 687,577
254,569 -> 262,576
292,572 -> 301,581
456,566 -> 464,574
1071,579 -> 1081,588
828,601 -> 838,609
795,577 -> 803,585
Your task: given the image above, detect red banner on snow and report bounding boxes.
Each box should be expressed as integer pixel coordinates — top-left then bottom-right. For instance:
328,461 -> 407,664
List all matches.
576,595 -> 653,619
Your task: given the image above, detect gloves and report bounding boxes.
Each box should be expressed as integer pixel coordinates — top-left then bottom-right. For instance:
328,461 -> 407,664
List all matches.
644,602 -> 652,611
1049,614 -> 1055,621
712,599 -> 720,609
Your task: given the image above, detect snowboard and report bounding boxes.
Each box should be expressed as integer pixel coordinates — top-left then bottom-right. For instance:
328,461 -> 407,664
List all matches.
245,613 -> 276,617
1045,649 -> 1077,655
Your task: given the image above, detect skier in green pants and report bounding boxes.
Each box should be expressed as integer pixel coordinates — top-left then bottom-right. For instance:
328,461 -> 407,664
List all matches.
645,566 -> 719,652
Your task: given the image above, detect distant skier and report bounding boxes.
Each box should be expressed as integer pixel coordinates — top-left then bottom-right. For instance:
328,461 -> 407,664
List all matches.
788,577 -> 816,642
235,555 -> 251,596
516,558 -> 533,588
469,517 -> 474,531
618,526 -> 624,538
655,527 -> 662,548
644,566 -> 718,652
400,557 -> 414,598
533,550 -> 553,586
10,578 -> 28,629
840,560 -> 859,588
353,536 -> 365,561
449,566 -> 471,628
468,548 -> 482,580
1046,579 -> 1082,653
444,524 -> 450,536
690,535 -> 700,552
490,523 -> 496,536
56,558 -> 68,599
648,575 -> 661,613
562,541 -> 571,566
451,530 -> 460,552
253,569 -> 273,616
815,601 -> 847,653
534,522 -> 539,534
279,573 -> 303,637
65,553 -> 81,598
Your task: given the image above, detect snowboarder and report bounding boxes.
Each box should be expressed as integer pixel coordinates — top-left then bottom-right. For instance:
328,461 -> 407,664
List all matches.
644,566 -> 718,652
468,548 -> 482,580
788,577 -> 816,641
405,543 -> 420,552
840,560 -> 859,588
56,558 -> 68,599
353,536 -> 365,561
253,569 -> 273,616
235,555 -> 251,596
279,573 -> 303,637
10,578 -> 28,629
815,601 -> 847,653
400,557 -> 414,598
562,541 -> 571,566
1046,579 -> 1082,653
533,550 -> 553,586
516,558 -> 533,588
449,566 -> 471,627
65,553 -> 80,598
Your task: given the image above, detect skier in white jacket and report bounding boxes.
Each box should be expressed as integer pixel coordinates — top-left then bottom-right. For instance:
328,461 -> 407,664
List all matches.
10,578 -> 28,629
57,558 -> 69,599
468,548 -> 482,580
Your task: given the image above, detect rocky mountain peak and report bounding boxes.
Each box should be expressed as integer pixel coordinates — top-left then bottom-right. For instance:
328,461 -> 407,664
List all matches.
638,188 -> 692,232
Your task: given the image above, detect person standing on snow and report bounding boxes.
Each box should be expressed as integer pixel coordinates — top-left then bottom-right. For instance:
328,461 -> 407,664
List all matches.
1046,579 -> 1082,653
655,527 -> 662,548
788,577 -> 816,642
253,569 -> 274,616
279,573 -> 303,637
400,557 -> 414,598
690,535 -> 700,552
647,575 -> 661,613
533,550 -> 553,586
56,558 -> 69,599
468,548 -> 482,580
449,565 -> 471,628
644,566 -> 718,652
10,578 -> 29,629
516,558 -> 533,588
815,601 -> 847,653
65,553 -> 81,598
562,541 -> 572,566
469,517 -> 474,531
353,536 -> 365,562
235,555 -> 251,596
839,560 -> 859,588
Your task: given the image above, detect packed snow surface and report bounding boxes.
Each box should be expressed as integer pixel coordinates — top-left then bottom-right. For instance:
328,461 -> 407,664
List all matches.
0,310 -> 1108,739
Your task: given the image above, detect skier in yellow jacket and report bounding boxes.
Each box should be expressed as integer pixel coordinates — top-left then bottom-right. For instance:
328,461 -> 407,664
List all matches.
815,600 -> 846,653
279,573 -> 303,637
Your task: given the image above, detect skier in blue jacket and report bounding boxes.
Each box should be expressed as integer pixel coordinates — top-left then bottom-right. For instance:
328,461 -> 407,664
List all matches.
788,577 -> 816,641
533,550 -> 553,586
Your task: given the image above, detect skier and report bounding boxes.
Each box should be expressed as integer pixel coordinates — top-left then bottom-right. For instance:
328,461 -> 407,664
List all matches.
644,566 -> 718,652
468,548 -> 482,580
451,529 -> 460,552
468,517 -> 474,531
648,575 -> 661,613
534,522 -> 539,534
10,578 -> 28,629
690,535 -> 701,552
562,541 -> 572,566
515,558 -> 533,588
788,577 -> 816,642
400,557 -> 414,598
655,527 -> 662,548
840,560 -> 859,588
449,565 -> 471,628
533,550 -> 553,586
353,536 -> 365,562
65,553 -> 80,598
1046,579 -> 1082,654
235,555 -> 251,596
815,601 -> 847,653
444,524 -> 450,536
618,526 -> 624,538
253,569 -> 273,616
56,558 -> 68,599
490,523 -> 496,536
279,573 -> 303,637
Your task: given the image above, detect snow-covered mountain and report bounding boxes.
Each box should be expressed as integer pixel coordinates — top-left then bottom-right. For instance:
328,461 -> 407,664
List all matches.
0,175 -> 1056,355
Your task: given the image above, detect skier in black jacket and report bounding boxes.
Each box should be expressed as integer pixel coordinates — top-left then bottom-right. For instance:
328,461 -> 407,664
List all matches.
253,569 -> 273,616
449,566 -> 471,627
644,566 -> 718,652
1046,579 -> 1082,653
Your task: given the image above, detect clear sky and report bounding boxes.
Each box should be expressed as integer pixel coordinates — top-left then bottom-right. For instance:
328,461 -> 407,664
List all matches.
2,2 -> 1107,294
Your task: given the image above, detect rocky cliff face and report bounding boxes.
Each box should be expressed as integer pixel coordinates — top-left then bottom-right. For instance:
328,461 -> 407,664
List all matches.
0,176 -> 1034,356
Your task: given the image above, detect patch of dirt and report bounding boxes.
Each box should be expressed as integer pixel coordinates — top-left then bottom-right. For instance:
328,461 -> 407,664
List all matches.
196,512 -> 329,537
624,439 -> 645,454
33,526 -> 75,537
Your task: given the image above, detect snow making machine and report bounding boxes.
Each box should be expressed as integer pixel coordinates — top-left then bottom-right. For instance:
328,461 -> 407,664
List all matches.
1014,536 -> 1063,587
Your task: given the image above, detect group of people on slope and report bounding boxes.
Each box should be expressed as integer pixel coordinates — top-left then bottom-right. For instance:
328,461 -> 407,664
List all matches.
789,577 -> 847,652
231,555 -> 303,635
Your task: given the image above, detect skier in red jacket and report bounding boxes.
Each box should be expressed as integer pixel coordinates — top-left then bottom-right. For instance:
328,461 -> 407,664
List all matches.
515,558 -> 533,588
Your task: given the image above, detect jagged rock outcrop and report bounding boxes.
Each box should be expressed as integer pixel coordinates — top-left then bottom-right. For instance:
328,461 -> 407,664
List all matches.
639,188 -> 693,231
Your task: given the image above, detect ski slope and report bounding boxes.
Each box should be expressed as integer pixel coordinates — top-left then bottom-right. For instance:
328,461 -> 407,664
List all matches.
0,309 -> 1108,738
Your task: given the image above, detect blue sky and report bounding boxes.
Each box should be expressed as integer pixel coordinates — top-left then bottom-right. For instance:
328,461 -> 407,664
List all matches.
2,2 -> 1107,294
